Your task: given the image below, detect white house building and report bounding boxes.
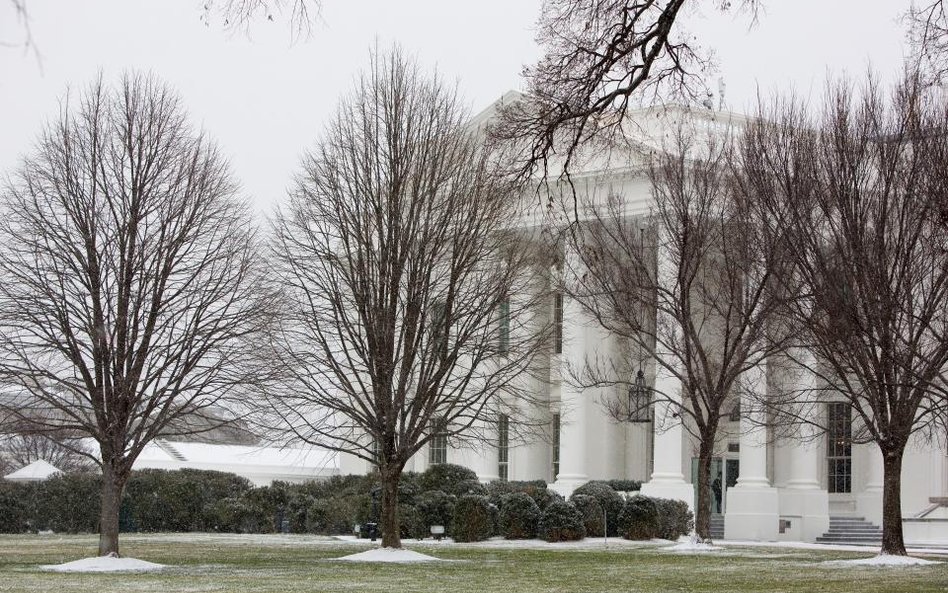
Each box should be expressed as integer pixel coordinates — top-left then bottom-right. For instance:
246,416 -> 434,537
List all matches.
341,91 -> 948,547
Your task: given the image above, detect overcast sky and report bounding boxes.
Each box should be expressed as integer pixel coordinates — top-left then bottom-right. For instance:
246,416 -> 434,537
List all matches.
0,1 -> 912,217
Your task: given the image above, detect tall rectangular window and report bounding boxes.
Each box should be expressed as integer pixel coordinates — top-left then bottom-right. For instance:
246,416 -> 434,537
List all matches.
429,419 -> 447,466
497,297 -> 510,355
498,414 -> 509,482
827,402 -> 852,493
552,412 -> 561,479
553,293 -> 563,354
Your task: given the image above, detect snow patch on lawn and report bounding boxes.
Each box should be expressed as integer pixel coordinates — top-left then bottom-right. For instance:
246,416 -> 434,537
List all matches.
664,541 -> 723,553
41,554 -> 164,573
823,554 -> 941,567
336,548 -> 443,563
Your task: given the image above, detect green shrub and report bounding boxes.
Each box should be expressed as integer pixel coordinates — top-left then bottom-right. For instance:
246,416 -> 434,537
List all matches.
452,494 -> 493,542
540,500 -> 585,542
605,479 -> 642,493
34,472 -> 101,533
285,492 -> 314,533
419,464 -> 482,497
0,481 -> 31,533
414,490 -> 455,537
398,503 -> 422,539
571,481 -> 624,536
486,480 -> 560,510
617,496 -> 659,540
569,494 -> 604,537
498,492 -> 541,539
653,498 -> 693,540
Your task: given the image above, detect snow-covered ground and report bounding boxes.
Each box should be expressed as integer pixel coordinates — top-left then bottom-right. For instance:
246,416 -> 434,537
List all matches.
337,548 -> 443,563
823,554 -> 941,567
41,555 -> 164,573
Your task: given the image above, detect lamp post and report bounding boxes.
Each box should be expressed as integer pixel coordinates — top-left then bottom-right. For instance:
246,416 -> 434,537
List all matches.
628,367 -> 652,423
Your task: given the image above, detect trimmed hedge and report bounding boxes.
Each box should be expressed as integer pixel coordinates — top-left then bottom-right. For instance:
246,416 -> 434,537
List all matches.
605,479 -> 642,493
452,494 -> 494,542
414,490 -> 456,537
570,481 -> 624,537
617,496 -> 660,540
498,492 -> 541,539
654,497 -> 693,540
419,464 -> 483,498
569,493 -> 605,537
540,500 -> 585,542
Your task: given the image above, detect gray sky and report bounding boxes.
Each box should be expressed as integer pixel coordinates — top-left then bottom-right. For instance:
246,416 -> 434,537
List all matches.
0,1 -> 912,217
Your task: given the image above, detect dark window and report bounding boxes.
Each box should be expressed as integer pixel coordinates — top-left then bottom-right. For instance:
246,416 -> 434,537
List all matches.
497,297 -> 510,355
827,402 -> 852,493
552,413 -> 561,478
498,414 -> 509,482
429,419 -> 447,465
553,293 -> 563,354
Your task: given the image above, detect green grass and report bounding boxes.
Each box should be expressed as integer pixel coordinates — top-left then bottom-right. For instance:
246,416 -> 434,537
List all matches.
0,534 -> 946,593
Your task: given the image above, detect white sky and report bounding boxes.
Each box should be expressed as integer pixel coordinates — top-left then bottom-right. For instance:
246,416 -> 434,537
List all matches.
0,1 -> 912,217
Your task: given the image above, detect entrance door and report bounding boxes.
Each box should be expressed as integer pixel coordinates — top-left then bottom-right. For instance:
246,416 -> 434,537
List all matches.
691,457 -> 740,514
691,458 -> 723,514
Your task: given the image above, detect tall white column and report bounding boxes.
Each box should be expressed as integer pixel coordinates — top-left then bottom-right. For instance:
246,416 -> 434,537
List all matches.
856,443 -> 884,525
639,226 -> 692,510
725,360 -> 780,541
777,350 -> 829,542
552,249 -> 589,496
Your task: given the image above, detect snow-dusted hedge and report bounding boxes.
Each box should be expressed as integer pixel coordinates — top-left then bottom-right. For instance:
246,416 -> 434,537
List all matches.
452,494 -> 495,542
569,493 -> 605,537
498,492 -> 541,539
570,482 -> 624,537
617,495 -> 660,540
539,500 -> 585,542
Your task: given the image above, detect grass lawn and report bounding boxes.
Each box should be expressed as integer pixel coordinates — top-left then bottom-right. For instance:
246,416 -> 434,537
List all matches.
0,533 -> 946,593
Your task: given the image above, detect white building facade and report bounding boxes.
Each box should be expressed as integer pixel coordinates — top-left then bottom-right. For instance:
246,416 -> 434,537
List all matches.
341,93 -> 948,546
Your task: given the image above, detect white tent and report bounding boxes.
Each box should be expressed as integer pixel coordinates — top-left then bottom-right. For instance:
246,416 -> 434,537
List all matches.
4,459 -> 62,482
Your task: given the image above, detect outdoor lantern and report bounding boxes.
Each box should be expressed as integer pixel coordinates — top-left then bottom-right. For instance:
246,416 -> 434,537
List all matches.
628,368 -> 651,423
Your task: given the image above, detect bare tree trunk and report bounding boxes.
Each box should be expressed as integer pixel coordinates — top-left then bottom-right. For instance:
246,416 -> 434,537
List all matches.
880,449 -> 906,556
695,437 -> 715,542
98,464 -> 127,557
380,466 -> 401,549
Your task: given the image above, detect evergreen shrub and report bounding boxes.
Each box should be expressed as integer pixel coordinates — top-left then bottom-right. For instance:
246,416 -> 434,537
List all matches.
571,481 -> 624,536
617,495 -> 660,540
569,493 -> 605,537
539,500 -> 585,542
498,492 -> 541,539
452,494 -> 493,542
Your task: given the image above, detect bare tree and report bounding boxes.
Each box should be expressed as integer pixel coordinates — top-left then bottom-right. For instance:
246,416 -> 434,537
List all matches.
566,124 -> 795,541
908,0 -> 948,86
0,73 -> 273,557
740,77 -> 948,556
0,431 -> 93,475
492,0 -> 760,186
268,49 -> 548,549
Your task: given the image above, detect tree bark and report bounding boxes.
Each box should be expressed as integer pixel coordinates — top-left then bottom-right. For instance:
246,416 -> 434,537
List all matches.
880,448 -> 906,556
379,467 -> 402,549
695,437 -> 715,542
98,463 -> 128,556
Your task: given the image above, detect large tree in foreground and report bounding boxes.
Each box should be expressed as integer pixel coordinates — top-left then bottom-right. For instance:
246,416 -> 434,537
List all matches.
269,50 -> 547,549
0,74 -> 272,557
740,78 -> 948,556
567,127 -> 795,541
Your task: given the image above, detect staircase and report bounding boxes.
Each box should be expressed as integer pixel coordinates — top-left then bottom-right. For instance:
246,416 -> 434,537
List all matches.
816,516 -> 883,546
156,439 -> 187,462
710,514 -> 724,540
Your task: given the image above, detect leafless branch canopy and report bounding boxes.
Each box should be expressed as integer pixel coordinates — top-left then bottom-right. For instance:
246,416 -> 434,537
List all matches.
201,0 -> 320,38
493,0 -> 760,186
0,73 -> 273,474
268,49 -> 549,471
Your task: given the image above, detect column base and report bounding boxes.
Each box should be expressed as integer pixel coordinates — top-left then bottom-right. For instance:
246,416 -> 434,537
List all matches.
640,480 -> 695,513
856,489 -> 883,526
551,475 -> 588,498
724,485 -> 779,541
778,487 -> 829,542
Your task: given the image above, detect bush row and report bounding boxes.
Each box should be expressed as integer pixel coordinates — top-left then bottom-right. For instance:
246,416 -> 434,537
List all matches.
0,465 -> 684,542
